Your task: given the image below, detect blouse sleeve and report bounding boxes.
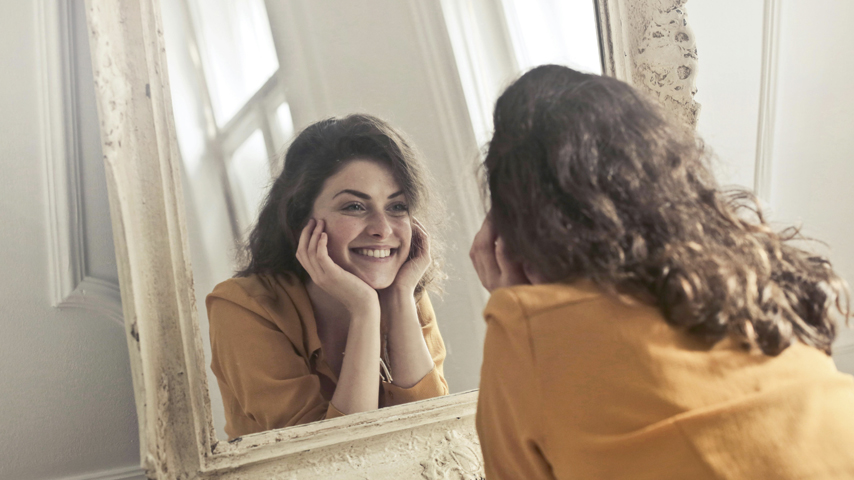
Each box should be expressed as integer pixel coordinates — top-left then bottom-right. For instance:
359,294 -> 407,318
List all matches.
208,294 -> 341,436
381,293 -> 450,406
476,288 -> 554,480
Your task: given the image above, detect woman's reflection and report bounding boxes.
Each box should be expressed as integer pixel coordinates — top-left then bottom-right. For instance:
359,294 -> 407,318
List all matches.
206,114 -> 448,439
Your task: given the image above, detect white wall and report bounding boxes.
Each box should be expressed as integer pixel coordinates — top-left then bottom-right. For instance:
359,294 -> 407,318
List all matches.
3,1 -> 852,478
0,1 -> 143,479
691,0 -> 854,371
691,0 -> 764,189
769,0 -> 854,367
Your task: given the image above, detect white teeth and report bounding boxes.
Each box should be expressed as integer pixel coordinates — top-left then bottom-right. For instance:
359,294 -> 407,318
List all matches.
356,248 -> 391,258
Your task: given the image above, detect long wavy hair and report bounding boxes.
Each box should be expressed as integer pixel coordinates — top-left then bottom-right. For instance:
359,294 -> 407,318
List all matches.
237,113 -> 444,296
485,65 -> 849,355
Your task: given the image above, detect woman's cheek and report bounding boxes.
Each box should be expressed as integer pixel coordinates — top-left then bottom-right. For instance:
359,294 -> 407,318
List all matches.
322,217 -> 358,260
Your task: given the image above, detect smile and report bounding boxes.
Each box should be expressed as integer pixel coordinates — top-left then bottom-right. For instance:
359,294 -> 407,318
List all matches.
352,248 -> 394,259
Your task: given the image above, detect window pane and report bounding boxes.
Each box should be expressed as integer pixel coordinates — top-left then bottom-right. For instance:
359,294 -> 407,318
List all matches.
228,130 -> 272,233
273,101 -> 295,146
161,0 -> 208,174
502,0 -> 602,74
188,0 -> 279,126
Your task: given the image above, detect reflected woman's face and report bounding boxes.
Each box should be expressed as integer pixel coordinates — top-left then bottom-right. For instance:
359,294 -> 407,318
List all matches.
310,158 -> 412,289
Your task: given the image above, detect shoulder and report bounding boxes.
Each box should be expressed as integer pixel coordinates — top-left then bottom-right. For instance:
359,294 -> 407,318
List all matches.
206,273 -> 306,319
484,280 -> 604,324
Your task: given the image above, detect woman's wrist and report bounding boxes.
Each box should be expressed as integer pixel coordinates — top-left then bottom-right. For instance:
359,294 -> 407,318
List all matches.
379,287 -> 418,319
338,288 -> 381,319
347,301 -> 382,324
380,283 -> 416,303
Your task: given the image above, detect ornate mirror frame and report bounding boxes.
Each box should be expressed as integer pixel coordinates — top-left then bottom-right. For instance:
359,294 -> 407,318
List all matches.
84,0 -> 698,477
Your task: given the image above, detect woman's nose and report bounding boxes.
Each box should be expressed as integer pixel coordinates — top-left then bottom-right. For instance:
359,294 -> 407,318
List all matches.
365,212 -> 393,238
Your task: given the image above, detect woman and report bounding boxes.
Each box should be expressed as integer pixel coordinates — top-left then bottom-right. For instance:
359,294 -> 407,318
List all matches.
207,114 -> 448,440
471,65 -> 854,479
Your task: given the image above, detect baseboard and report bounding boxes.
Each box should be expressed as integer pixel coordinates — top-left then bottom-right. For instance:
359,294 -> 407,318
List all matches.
54,465 -> 146,480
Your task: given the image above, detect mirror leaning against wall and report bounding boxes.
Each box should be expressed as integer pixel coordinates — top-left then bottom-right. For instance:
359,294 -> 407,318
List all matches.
84,0 -> 700,476
159,0 -> 603,441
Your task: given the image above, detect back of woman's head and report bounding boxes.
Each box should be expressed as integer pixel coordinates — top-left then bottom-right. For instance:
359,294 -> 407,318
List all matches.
486,64 -> 849,355
238,113 -> 443,295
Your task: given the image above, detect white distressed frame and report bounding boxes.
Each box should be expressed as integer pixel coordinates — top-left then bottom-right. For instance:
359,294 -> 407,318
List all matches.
83,0 -> 699,477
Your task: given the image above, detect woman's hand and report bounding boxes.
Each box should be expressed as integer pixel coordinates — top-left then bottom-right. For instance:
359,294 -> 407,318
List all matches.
296,218 -> 379,316
379,217 -> 435,388
385,217 -> 431,296
469,215 -> 532,292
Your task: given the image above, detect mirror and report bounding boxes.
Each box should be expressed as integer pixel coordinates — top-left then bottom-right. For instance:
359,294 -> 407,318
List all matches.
84,0 -> 697,476
158,0 -> 602,440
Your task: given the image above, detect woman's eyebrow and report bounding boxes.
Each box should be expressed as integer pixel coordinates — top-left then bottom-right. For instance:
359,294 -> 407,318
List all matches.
333,189 -> 405,200
333,189 -> 370,200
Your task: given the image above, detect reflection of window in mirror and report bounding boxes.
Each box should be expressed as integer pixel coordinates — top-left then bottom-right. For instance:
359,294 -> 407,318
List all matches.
161,0 -> 296,440
442,0 -> 602,146
163,0 -> 294,240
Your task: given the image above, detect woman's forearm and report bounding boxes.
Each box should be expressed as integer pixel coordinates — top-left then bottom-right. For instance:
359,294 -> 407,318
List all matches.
330,307 -> 382,414
382,288 -> 435,388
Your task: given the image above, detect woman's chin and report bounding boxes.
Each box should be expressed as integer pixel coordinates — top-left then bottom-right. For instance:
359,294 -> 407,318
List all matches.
341,267 -> 394,290
361,276 -> 395,291
346,262 -> 403,291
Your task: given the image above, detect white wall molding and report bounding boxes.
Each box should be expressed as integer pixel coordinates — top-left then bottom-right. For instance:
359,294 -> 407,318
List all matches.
38,0 -> 123,325
53,465 -> 146,480
58,276 -> 125,324
753,0 -> 781,202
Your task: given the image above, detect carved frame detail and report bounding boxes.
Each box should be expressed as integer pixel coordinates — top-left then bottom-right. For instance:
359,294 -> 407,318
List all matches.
83,0 -> 698,478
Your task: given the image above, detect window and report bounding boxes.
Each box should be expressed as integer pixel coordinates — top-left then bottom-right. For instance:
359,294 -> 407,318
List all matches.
162,0 -> 294,238
441,0 -> 602,147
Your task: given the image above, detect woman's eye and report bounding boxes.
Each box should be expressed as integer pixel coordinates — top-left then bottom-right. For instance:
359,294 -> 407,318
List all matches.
343,203 -> 366,212
389,203 -> 409,214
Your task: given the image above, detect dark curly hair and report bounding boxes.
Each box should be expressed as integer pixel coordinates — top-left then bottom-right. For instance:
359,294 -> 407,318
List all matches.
485,65 -> 850,355
237,113 -> 444,296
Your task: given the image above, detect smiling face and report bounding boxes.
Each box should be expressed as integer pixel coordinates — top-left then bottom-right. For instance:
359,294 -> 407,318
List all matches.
310,158 -> 412,289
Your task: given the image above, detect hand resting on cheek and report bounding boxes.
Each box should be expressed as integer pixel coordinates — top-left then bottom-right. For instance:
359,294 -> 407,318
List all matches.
296,217 -> 380,317
383,217 -> 432,296
469,214 -> 543,292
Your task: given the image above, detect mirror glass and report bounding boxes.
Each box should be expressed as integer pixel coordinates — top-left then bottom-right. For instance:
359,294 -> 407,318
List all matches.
160,0 -> 602,440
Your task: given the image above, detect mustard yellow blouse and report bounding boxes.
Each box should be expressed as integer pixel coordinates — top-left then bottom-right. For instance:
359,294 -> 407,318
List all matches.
207,273 -> 448,440
477,281 -> 854,479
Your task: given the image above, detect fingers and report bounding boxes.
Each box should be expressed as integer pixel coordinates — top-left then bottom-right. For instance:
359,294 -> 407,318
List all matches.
296,218 -> 327,281
470,216 -> 501,290
410,217 -> 431,262
496,238 -> 528,285
296,218 -> 316,273
307,219 -> 324,274
469,215 -> 531,291
315,231 -> 338,277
